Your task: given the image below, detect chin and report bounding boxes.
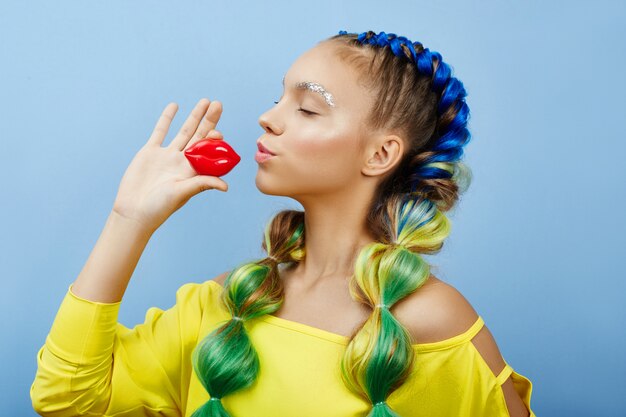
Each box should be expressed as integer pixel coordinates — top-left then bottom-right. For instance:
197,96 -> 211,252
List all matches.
255,173 -> 305,199
255,173 -> 283,196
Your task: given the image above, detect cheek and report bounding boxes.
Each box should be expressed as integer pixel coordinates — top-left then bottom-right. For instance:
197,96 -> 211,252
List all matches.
289,130 -> 360,186
255,117 -> 363,196
296,118 -> 355,161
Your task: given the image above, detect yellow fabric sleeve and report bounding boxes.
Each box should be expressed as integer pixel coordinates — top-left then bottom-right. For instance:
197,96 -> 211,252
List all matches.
30,282 -> 204,417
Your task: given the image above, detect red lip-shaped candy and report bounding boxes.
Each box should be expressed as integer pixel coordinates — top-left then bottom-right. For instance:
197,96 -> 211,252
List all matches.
184,138 -> 241,177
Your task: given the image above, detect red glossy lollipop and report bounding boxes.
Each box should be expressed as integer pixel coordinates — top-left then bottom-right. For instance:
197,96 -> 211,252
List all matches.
184,138 -> 241,177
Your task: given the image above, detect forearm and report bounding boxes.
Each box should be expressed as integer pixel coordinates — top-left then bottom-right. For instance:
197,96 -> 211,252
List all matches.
71,210 -> 153,303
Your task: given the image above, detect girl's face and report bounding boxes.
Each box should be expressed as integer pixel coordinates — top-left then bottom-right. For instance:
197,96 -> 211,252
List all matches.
256,42 -> 378,201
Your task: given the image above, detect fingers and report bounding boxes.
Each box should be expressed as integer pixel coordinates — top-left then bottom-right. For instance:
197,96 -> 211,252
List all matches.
169,98 -> 214,151
206,129 -> 223,139
176,176 -> 229,199
188,128 -> 223,149
184,101 -> 224,151
147,103 -> 178,147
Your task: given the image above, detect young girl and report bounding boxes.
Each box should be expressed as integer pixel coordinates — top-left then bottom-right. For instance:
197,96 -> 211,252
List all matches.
31,30 -> 535,417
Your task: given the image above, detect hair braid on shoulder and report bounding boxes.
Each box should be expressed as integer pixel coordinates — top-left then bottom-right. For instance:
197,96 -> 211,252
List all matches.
331,30 -> 472,416
341,193 -> 451,415
190,210 -> 305,416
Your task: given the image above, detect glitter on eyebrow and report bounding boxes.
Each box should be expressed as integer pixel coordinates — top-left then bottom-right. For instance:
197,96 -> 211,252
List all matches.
296,82 -> 336,107
282,76 -> 336,107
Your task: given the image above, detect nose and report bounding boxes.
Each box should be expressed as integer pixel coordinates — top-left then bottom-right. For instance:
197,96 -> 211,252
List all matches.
258,110 -> 282,135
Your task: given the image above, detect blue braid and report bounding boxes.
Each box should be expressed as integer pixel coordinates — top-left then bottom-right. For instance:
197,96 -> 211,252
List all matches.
337,30 -> 471,193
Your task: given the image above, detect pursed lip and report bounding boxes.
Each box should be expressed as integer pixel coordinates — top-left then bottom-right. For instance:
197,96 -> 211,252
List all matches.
256,141 -> 276,155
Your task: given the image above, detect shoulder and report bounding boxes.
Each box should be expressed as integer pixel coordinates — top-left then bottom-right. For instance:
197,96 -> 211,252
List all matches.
175,271 -> 230,307
211,270 -> 230,286
395,274 -> 531,416
393,274 -> 480,344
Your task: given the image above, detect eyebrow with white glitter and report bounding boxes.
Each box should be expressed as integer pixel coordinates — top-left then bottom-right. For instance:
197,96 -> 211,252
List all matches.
282,76 -> 336,107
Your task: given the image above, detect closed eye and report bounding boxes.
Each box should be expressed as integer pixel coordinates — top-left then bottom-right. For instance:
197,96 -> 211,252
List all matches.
297,107 -> 317,116
273,100 -> 317,116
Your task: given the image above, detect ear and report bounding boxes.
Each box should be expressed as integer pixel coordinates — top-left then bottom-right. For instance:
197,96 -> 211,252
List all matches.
361,134 -> 404,177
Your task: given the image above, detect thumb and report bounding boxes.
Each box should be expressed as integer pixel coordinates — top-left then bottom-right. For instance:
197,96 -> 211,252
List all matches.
177,175 -> 228,198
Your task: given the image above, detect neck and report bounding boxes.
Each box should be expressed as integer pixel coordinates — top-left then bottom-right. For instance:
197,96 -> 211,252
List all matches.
288,189 -> 377,290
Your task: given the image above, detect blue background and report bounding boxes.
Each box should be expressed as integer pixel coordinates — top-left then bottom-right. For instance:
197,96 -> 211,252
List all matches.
2,1 -> 625,415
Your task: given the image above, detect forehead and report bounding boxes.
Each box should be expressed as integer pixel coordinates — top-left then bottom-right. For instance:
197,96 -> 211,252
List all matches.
283,43 -> 371,111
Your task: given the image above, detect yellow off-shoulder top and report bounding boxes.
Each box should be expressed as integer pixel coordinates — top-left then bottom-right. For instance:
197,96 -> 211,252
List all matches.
31,279 -> 535,416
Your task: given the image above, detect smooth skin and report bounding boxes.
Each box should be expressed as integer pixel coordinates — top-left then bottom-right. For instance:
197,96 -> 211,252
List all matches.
71,98 -> 228,304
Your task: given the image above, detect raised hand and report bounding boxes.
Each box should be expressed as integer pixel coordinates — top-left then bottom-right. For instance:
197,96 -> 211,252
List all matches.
112,98 -> 229,234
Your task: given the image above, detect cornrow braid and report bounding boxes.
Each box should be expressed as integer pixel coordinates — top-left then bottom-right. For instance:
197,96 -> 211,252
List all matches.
339,29 -> 472,211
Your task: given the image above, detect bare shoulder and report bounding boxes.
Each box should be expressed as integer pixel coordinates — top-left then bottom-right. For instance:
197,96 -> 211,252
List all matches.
394,274 -> 530,416
211,270 -> 231,286
393,274 -> 479,344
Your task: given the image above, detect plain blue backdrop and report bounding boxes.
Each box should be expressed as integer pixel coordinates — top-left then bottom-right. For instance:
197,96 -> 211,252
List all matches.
2,0 -> 625,415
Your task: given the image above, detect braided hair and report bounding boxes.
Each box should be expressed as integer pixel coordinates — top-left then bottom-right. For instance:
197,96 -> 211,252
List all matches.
190,30 -> 473,417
